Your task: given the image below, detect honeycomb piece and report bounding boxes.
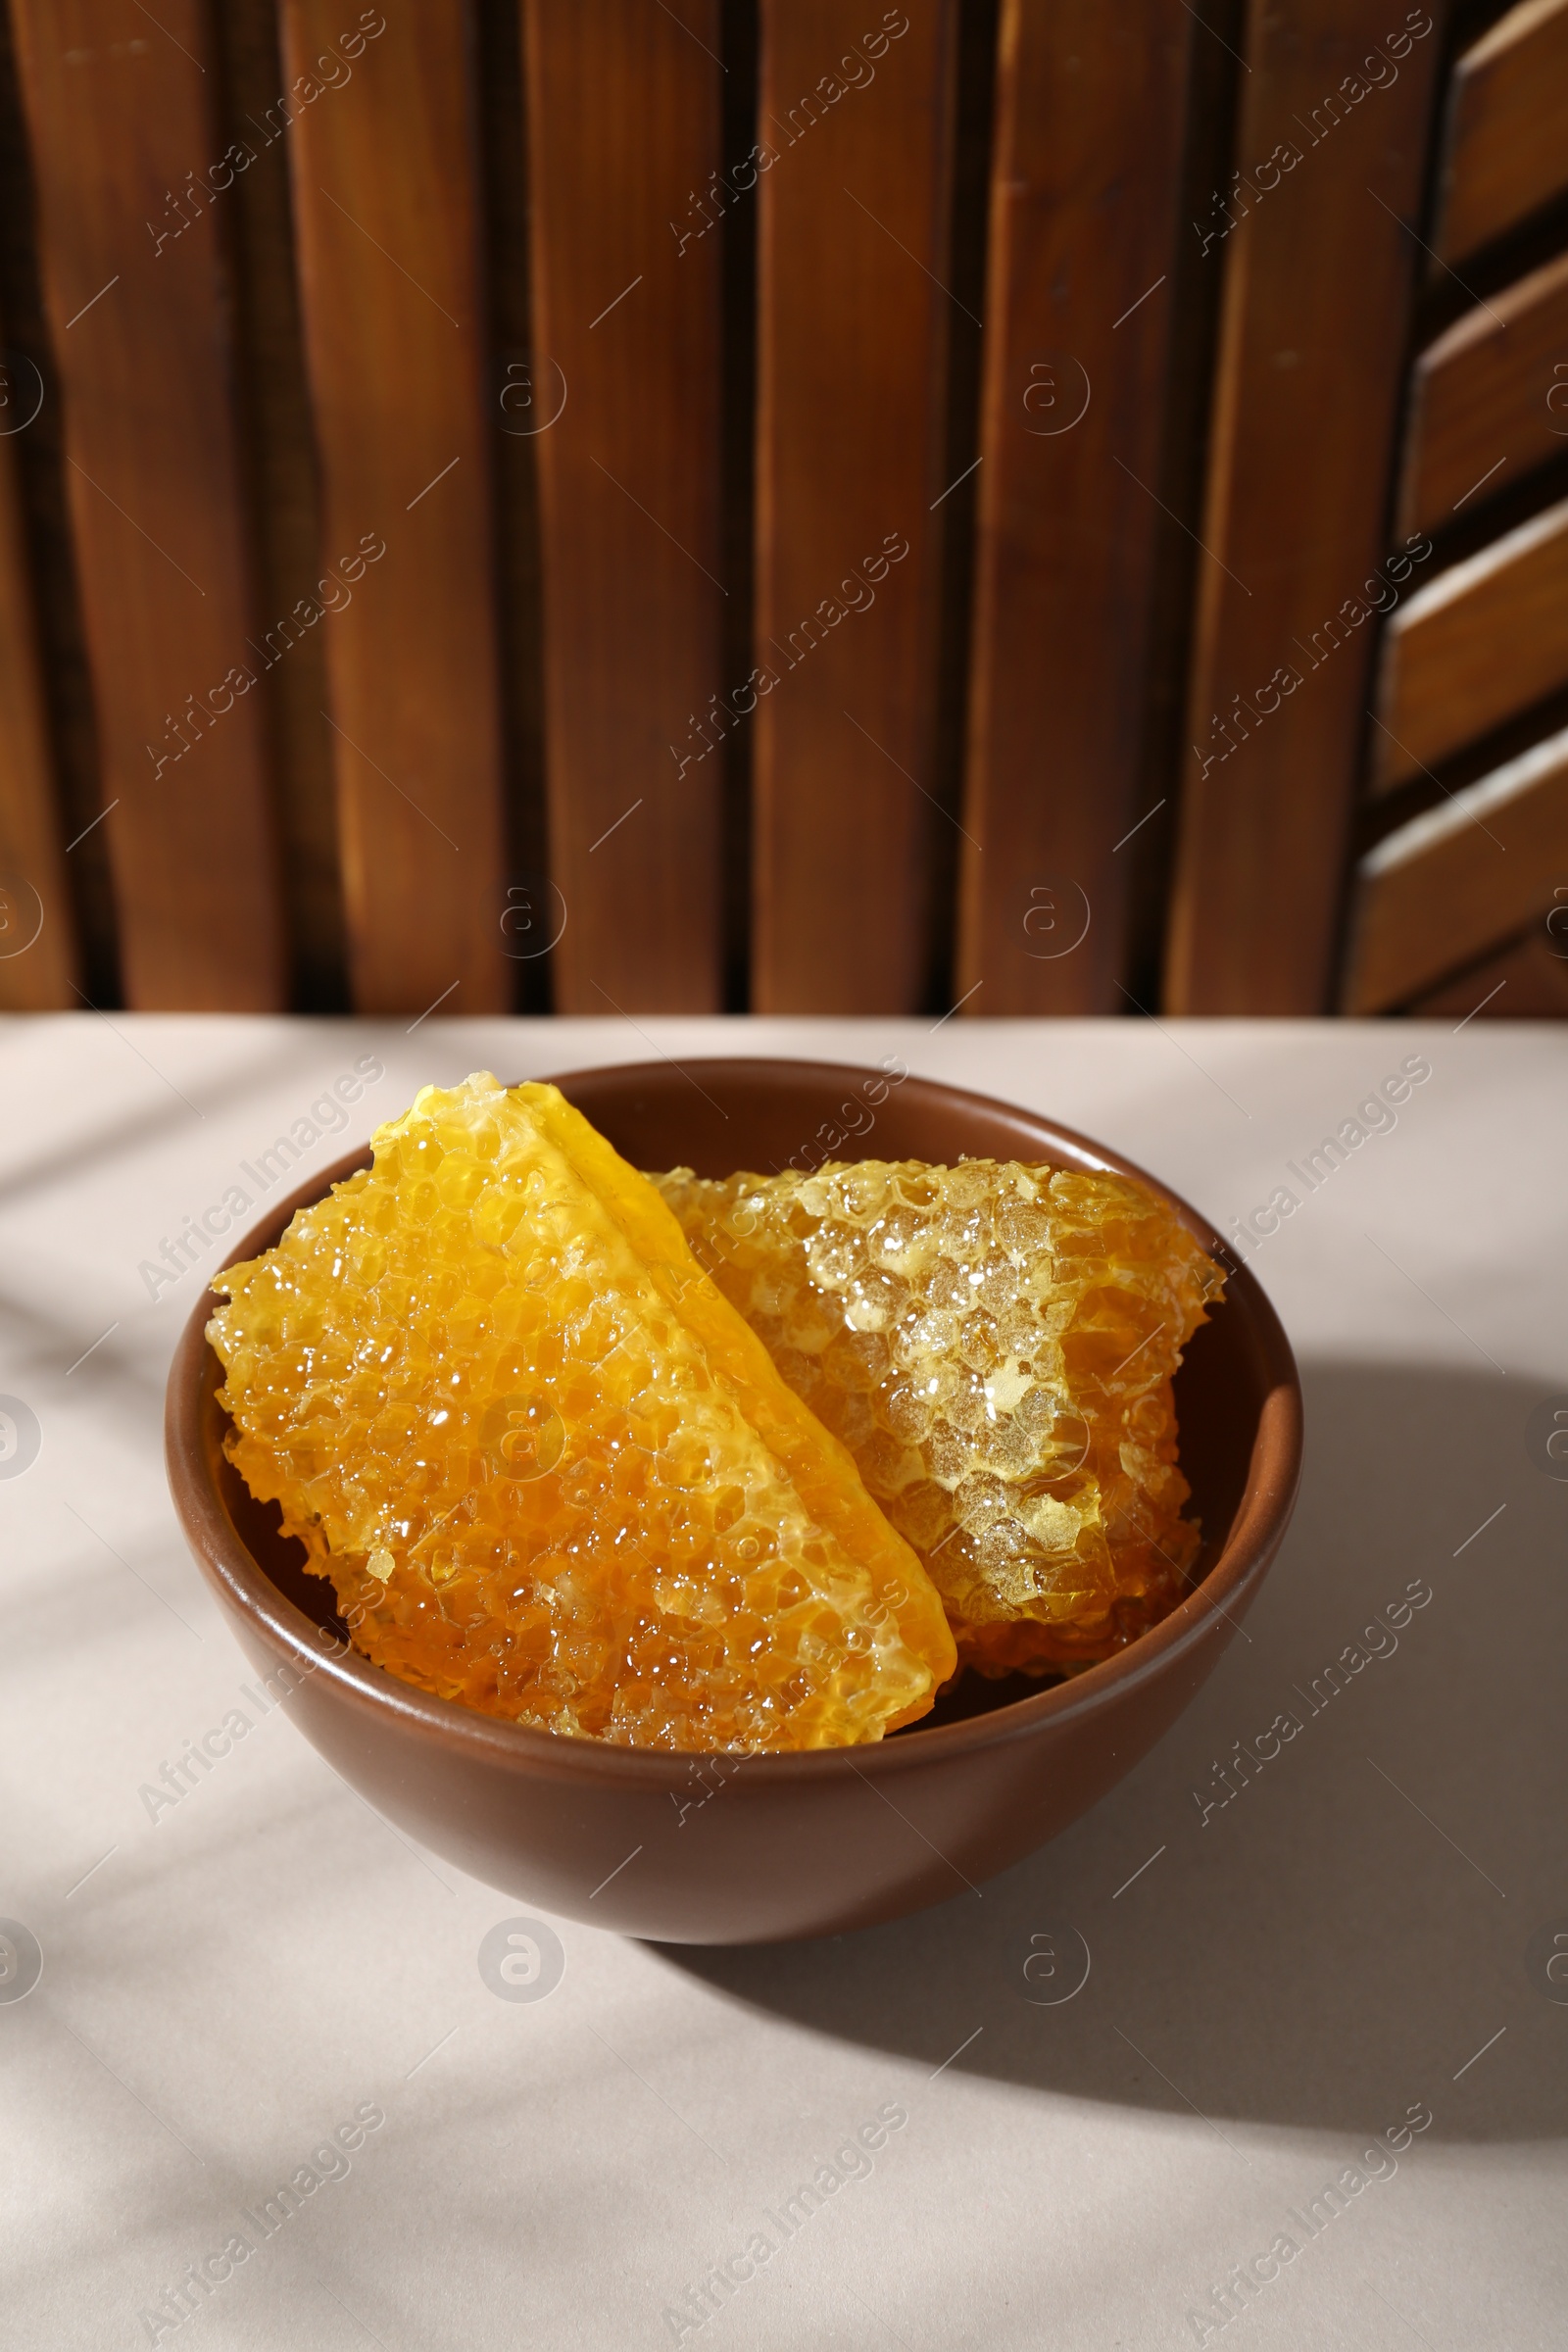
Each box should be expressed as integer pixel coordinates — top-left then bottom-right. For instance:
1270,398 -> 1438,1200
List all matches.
209,1076 -> 955,1750
652,1157 -> 1224,1671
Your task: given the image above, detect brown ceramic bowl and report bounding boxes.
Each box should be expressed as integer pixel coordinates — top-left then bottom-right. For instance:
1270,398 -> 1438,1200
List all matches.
166,1057 -> 1300,1945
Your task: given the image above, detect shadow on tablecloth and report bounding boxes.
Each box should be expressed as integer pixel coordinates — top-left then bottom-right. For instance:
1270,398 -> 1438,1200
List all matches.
658,1361 -> 1568,2142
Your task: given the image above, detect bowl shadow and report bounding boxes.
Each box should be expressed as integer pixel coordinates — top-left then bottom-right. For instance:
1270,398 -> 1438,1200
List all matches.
656,1361 -> 1568,2141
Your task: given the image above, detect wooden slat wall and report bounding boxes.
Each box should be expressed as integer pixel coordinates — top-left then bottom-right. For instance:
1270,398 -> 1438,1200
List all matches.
10,0 -> 284,1010
1397,250 -> 1568,535
1372,494 -> 1568,786
1,2 -> 1564,1026
751,0 -> 957,1014
956,0 -> 1194,1015
1434,0 -> 1568,263
0,348 -> 74,1008
1163,0 -> 1444,1014
521,0 -> 724,1015
281,0 -> 508,1017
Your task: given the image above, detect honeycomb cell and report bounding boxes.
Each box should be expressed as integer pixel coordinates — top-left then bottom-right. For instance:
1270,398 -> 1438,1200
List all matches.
209,1076 -> 956,1749
653,1157 -> 1224,1671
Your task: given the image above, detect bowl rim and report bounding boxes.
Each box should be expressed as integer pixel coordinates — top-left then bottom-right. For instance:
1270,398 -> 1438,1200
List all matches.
165,1055 -> 1303,1785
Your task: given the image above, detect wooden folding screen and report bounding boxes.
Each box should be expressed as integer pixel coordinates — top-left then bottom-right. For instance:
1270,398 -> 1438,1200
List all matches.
0,0 -> 1563,1020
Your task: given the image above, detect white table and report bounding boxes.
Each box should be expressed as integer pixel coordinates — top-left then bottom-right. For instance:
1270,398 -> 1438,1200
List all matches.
2,1014 -> 1564,2352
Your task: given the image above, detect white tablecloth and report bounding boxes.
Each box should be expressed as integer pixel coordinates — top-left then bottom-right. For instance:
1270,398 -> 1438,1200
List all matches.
2,1013 -> 1563,2351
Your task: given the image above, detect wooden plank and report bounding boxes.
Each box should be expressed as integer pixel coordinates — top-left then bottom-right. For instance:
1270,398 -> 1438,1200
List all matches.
1372,494 -> 1568,787
1342,718 -> 1568,1007
520,0 -> 723,1013
1163,0 -> 1445,1014
1435,0 -> 1568,265
752,0 -> 957,1014
10,0 -> 284,1009
477,0 -> 549,1017
213,0 -> 347,1012
1397,247 -> 1568,537
956,0 -> 1194,1015
0,379 -> 75,1009
281,0 -> 509,1016
1404,921 -> 1568,1014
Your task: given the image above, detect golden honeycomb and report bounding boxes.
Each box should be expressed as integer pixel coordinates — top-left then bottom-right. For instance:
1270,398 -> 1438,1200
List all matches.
652,1157 -> 1223,1671
209,1076 -> 955,1750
